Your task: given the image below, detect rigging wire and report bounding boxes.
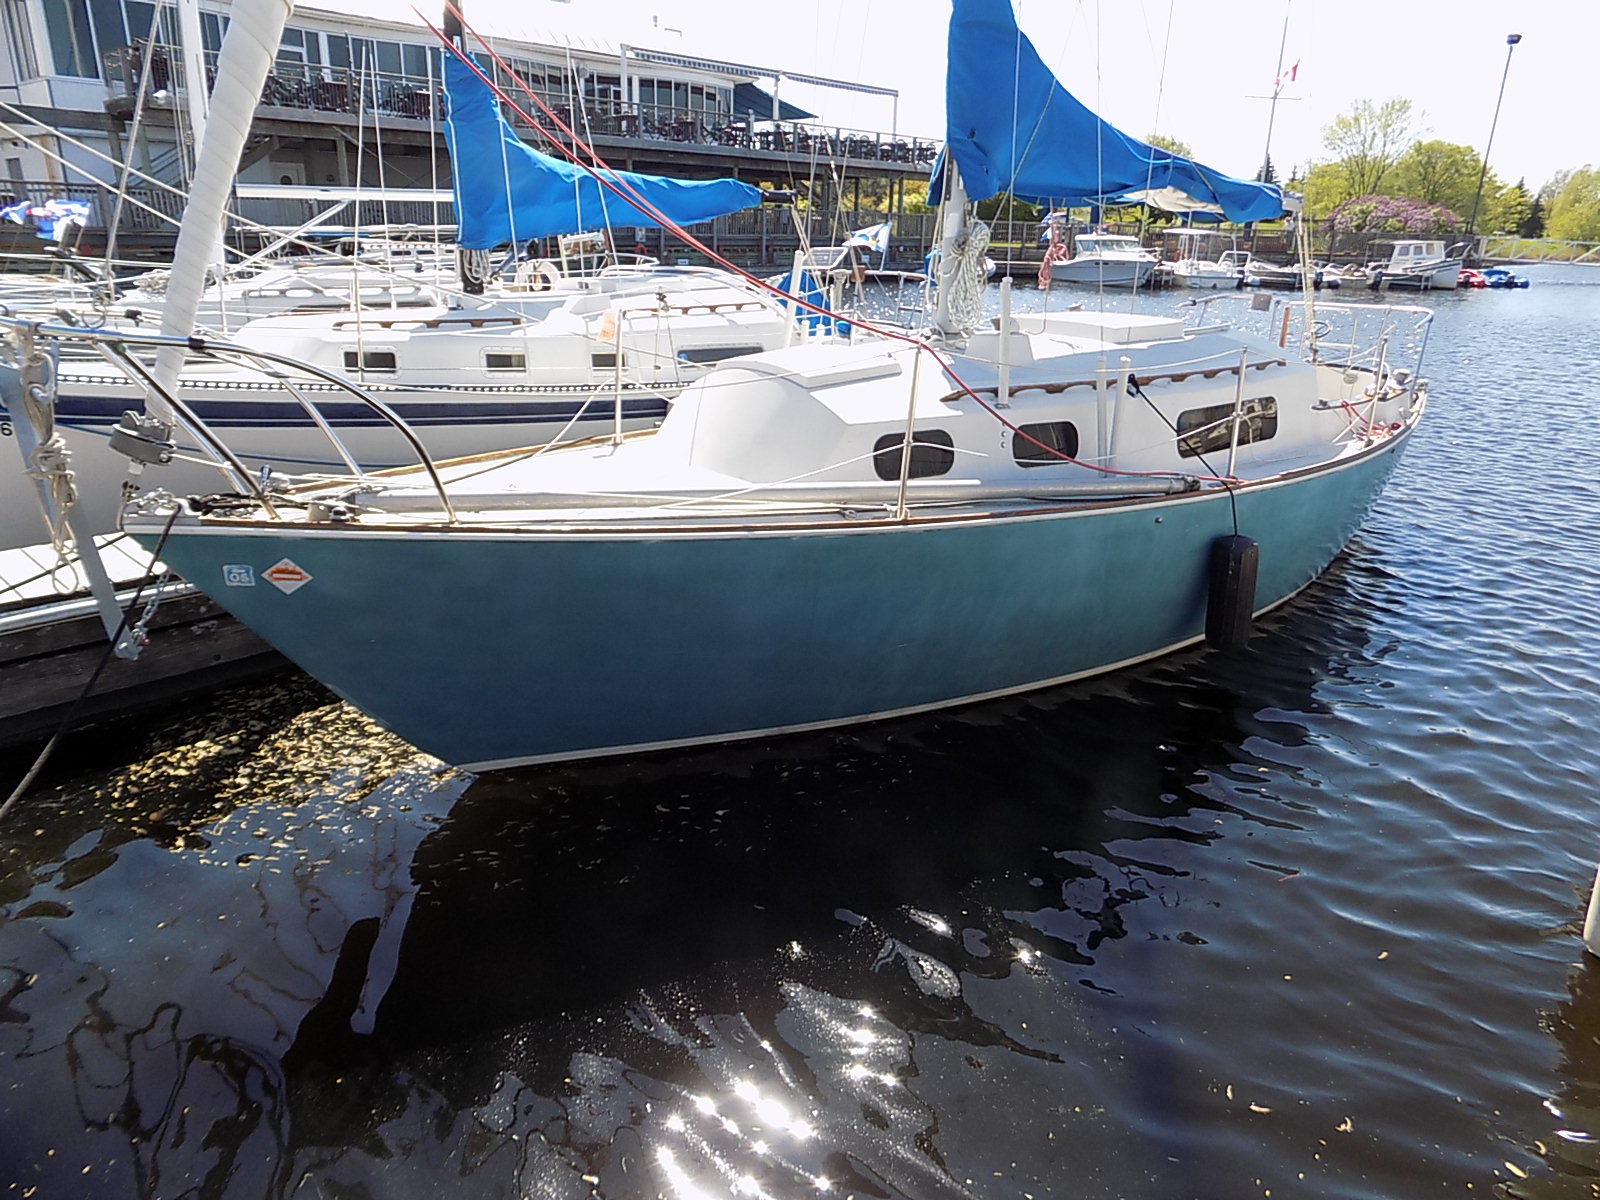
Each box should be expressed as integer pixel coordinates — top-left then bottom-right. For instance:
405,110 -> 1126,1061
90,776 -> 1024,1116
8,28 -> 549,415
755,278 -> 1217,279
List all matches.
1131,0 -> 1177,315
104,1 -> 166,276
421,3 -> 1233,485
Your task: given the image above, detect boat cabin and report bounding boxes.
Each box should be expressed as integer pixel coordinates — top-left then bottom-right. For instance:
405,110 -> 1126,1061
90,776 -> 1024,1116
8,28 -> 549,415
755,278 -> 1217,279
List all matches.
1382,240 -> 1448,268
1072,234 -> 1153,259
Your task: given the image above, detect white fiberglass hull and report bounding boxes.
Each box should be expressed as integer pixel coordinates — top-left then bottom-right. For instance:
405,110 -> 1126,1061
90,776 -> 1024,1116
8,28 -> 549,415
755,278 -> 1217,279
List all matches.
1049,258 -> 1155,288
1,387 -> 666,551
1173,264 -> 1241,290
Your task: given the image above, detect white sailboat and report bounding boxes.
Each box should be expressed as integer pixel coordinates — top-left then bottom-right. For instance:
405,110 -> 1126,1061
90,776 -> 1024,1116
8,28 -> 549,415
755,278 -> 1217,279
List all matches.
0,16 -> 821,551
24,0 -> 1428,771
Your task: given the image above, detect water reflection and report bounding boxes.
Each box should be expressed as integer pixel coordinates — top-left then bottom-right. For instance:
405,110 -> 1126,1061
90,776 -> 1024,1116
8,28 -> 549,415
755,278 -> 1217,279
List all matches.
0,682 -> 464,1197
1511,956 -> 1600,1198
0,542 -> 1442,1198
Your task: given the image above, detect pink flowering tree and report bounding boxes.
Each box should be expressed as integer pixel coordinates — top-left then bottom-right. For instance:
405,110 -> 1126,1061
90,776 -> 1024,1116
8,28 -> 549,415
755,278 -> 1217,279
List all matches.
1324,195 -> 1464,235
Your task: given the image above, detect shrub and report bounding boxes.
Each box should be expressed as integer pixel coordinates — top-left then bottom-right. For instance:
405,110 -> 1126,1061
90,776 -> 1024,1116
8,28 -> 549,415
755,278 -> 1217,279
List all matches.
1323,194 -> 1463,235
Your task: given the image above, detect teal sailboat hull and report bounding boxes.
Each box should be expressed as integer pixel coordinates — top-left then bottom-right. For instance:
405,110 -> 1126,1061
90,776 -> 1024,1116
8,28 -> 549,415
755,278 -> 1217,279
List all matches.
137,428 -> 1411,770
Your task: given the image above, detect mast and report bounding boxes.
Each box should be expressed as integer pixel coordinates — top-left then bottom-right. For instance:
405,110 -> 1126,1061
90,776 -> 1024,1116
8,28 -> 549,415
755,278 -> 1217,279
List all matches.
1259,2 -> 1291,183
931,162 -> 969,337
445,0 -> 490,295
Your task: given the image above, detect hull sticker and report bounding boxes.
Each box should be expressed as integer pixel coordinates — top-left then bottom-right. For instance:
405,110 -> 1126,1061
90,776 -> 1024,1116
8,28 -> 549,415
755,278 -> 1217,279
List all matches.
262,559 -> 313,594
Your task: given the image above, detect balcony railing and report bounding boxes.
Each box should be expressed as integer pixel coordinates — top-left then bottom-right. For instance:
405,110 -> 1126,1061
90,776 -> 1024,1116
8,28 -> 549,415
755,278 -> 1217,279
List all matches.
101,41 -> 940,166
2,179 -> 940,271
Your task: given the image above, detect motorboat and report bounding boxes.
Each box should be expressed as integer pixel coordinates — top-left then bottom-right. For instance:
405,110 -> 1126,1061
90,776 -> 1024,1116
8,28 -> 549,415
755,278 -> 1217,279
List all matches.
1480,266 -> 1530,289
1048,231 -> 1158,288
1166,230 -> 1244,289
1366,240 -> 1465,290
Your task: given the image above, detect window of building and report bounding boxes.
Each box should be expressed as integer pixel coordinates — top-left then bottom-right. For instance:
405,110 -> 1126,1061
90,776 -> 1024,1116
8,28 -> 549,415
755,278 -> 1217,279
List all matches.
401,43 -> 431,82
343,349 -> 397,371
873,430 -> 955,481
1,0 -> 36,80
197,9 -> 226,53
584,71 -> 622,112
347,36 -> 379,75
325,32 -> 350,70
1012,420 -> 1080,467
276,26 -> 308,76
43,0 -> 96,78
122,1 -> 156,45
512,59 -> 563,102
86,0 -> 126,71
1176,396 -> 1278,458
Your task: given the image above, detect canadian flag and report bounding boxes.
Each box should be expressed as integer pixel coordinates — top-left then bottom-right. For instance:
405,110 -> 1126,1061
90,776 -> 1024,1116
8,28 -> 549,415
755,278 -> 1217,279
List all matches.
1274,61 -> 1300,93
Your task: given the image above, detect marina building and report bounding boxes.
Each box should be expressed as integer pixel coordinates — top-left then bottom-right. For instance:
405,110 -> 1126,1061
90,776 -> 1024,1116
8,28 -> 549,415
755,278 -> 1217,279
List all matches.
0,0 -> 938,262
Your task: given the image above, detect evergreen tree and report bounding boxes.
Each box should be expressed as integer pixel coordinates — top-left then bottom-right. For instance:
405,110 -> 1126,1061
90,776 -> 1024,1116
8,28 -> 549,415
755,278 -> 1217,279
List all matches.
1520,195 -> 1546,238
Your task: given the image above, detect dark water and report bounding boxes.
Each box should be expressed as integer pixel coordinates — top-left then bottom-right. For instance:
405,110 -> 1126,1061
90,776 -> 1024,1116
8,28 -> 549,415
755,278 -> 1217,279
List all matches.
4,266 -> 1600,1199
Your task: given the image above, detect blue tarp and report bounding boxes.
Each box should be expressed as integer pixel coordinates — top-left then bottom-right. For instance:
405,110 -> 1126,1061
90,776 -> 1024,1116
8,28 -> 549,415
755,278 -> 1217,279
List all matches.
937,0 -> 1283,224
444,53 -> 764,251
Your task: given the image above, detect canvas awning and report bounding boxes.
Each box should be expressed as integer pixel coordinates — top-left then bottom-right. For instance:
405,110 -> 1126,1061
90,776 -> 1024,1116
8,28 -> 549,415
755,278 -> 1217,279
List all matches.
732,82 -> 813,123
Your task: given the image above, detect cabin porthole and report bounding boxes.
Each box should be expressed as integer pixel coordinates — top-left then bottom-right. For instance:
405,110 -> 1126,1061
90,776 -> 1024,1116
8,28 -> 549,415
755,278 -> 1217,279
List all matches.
872,430 -> 955,481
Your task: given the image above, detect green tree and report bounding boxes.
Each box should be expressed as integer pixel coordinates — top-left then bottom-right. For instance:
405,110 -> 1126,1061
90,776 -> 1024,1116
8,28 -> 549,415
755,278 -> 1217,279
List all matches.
1300,161 -> 1356,222
901,181 -> 933,214
1539,170 -> 1571,205
1145,132 -> 1194,159
1321,98 -> 1416,197
975,191 -> 1043,223
1519,192 -> 1546,238
1482,178 -> 1534,237
1257,153 -> 1277,185
1384,140 -> 1484,215
1545,166 -> 1600,240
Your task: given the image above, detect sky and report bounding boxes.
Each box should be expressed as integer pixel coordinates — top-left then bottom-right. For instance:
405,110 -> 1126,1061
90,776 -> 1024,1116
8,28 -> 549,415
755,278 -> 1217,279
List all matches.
312,0 -> 1590,193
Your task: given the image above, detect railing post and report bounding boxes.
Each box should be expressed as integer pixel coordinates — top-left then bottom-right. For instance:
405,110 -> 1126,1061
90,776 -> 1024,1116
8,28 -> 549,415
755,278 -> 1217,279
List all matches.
1226,348 -> 1248,478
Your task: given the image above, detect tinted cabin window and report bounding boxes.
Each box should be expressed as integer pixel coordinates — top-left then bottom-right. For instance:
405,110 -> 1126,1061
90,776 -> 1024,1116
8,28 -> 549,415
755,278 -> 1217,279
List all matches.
485,352 -> 526,371
873,430 -> 955,481
591,352 -> 626,369
343,349 -> 397,371
1013,420 -> 1080,467
1176,396 -> 1277,458
677,345 -> 762,364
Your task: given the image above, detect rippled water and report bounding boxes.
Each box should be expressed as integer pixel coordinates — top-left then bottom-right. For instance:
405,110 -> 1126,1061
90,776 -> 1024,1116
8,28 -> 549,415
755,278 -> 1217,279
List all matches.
3,265 -> 1599,1199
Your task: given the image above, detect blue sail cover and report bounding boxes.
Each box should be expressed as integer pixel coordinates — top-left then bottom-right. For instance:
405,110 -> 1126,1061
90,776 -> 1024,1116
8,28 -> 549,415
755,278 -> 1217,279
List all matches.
939,0 -> 1283,223
443,53 -> 764,250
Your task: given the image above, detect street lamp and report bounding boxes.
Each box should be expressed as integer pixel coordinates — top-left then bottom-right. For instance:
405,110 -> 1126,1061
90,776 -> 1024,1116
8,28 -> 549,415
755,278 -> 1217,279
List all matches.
1466,33 -> 1522,242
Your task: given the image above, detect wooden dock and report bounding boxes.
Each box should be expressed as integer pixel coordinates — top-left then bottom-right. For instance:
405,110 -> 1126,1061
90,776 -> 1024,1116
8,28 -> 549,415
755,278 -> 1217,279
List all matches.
1,535 -> 284,749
